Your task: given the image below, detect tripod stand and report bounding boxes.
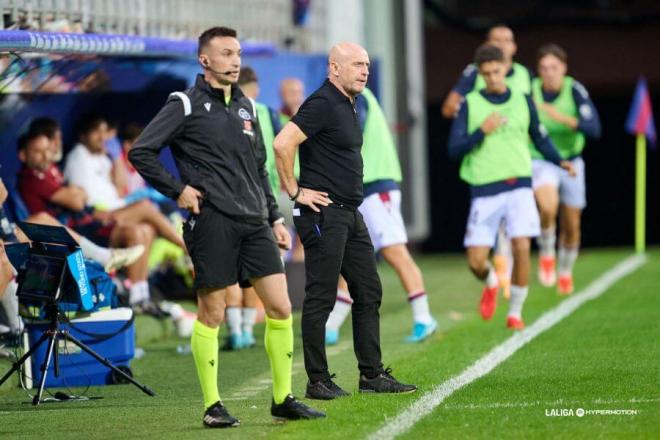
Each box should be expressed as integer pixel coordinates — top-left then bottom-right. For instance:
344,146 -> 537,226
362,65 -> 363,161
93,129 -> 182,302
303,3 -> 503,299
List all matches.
0,302 -> 155,405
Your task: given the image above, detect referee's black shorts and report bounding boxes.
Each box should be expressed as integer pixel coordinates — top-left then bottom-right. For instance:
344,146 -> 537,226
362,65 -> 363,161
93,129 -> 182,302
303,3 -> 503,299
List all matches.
182,205 -> 284,291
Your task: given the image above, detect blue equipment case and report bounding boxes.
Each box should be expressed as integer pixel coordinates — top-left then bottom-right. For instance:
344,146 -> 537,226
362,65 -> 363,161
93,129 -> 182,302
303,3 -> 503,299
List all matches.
27,308 -> 135,387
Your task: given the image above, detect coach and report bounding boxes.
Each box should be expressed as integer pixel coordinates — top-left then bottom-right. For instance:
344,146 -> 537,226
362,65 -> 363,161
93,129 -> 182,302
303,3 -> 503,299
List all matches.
274,42 -> 416,400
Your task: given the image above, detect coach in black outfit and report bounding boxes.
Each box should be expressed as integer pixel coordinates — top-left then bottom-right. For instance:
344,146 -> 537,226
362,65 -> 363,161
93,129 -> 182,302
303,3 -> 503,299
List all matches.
274,42 -> 417,399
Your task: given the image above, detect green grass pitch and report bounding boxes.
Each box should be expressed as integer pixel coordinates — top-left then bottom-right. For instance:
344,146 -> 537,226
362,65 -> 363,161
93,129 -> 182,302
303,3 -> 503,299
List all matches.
1,248 -> 658,439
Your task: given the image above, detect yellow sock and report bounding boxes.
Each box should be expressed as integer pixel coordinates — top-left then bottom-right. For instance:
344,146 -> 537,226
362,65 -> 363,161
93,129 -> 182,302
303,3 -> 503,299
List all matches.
264,315 -> 293,404
191,319 -> 220,409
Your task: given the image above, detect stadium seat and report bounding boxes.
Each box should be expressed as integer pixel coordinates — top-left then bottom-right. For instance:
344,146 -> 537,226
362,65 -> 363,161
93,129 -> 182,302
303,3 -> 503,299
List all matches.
4,184 -> 28,223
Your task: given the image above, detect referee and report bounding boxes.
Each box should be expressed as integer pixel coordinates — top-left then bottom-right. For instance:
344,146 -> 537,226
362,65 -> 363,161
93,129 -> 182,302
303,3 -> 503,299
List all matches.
129,26 -> 323,427
274,42 -> 417,400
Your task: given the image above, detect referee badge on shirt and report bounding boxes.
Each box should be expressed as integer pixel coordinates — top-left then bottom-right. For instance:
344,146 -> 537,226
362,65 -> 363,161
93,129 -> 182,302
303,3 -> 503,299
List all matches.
239,108 -> 254,136
238,108 -> 252,120
243,120 -> 254,136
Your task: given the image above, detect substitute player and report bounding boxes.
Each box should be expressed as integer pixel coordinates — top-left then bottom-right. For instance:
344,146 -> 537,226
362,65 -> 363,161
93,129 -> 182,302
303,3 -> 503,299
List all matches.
448,44 -> 575,330
442,24 -> 533,297
129,26 -> 323,427
442,24 -> 532,118
325,87 -> 437,344
531,44 -> 601,293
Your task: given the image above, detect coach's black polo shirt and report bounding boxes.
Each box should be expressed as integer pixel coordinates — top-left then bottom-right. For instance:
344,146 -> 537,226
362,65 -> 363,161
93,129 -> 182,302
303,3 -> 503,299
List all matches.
291,79 -> 364,208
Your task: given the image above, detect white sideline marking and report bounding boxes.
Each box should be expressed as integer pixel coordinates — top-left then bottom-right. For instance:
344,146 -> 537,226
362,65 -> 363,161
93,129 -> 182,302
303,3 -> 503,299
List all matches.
369,254 -> 647,440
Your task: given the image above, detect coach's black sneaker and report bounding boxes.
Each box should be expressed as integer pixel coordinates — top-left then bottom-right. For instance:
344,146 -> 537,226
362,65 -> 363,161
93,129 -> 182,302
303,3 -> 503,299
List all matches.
203,401 -> 240,428
359,368 -> 417,394
305,374 -> 350,400
271,394 -> 326,421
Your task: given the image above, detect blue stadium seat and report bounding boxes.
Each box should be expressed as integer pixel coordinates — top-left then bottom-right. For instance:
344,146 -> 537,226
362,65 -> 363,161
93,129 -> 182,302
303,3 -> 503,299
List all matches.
4,186 -> 29,223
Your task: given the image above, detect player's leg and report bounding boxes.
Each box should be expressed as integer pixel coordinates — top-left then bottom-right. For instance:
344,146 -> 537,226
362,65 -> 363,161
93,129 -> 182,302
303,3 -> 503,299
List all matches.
241,286 -> 259,348
110,199 -> 186,249
0,256 -> 21,346
0,257 -> 20,336
110,223 -> 153,306
534,184 -> 559,286
23,211 -> 144,272
557,205 -> 581,294
0,209 -> 20,334
291,234 -> 305,262
557,157 -> 586,295
505,187 -> 542,329
493,221 -> 512,298
508,237 -> 531,329
464,193 -> 504,320
0,241 -> 13,299
360,189 -> 436,341
223,283 -> 244,350
532,160 -> 561,287
467,246 -> 499,319
466,246 -> 495,281
380,244 -> 437,342
380,244 -> 424,299
324,276 -> 352,345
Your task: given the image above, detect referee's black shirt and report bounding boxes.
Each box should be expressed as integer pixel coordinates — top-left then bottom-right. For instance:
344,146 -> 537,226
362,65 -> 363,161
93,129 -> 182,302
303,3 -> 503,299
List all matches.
291,79 -> 364,208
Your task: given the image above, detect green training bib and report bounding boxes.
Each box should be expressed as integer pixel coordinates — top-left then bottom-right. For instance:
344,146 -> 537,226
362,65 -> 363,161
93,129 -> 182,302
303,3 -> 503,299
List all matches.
460,90 -> 532,185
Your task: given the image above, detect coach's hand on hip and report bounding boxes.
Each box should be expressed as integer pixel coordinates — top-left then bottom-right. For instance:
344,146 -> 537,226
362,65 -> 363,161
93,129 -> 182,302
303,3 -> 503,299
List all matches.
177,185 -> 203,214
295,187 -> 333,213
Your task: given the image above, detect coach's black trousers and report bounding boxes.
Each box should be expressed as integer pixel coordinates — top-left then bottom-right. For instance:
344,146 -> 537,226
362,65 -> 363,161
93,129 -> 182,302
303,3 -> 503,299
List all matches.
294,204 -> 384,383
